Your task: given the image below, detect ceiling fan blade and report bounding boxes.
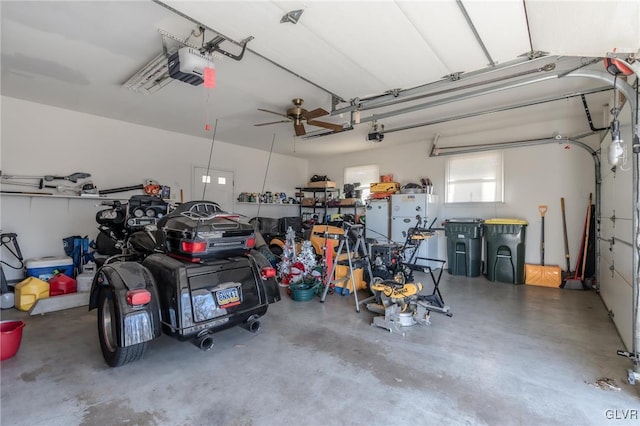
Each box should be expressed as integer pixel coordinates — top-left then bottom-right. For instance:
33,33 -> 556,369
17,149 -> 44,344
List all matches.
306,120 -> 344,132
294,122 -> 306,136
254,120 -> 291,126
303,108 -> 329,120
258,108 -> 291,119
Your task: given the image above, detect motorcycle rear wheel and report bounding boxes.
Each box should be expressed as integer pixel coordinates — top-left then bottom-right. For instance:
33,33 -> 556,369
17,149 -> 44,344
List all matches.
97,287 -> 147,367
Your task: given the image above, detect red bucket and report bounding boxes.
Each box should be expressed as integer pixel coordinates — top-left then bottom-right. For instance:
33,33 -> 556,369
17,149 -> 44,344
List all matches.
0,320 -> 26,361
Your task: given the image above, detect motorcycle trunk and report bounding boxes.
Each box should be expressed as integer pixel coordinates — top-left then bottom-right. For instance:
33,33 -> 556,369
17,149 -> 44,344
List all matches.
142,253 -> 268,339
161,215 -> 255,259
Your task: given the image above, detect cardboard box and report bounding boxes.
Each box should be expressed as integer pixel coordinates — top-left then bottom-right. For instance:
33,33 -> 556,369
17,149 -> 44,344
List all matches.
307,181 -> 336,188
340,198 -> 359,206
302,197 -> 316,206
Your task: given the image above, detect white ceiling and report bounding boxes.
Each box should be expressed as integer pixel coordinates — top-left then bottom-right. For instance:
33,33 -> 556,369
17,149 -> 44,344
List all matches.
1,1 -> 638,158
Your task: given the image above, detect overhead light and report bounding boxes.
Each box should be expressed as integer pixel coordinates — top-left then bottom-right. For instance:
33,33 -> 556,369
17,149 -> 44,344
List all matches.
281,9 -> 304,24
607,118 -> 626,168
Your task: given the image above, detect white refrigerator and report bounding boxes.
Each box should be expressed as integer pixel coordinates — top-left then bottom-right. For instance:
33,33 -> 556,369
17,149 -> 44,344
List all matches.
390,193 -> 440,267
365,199 -> 390,243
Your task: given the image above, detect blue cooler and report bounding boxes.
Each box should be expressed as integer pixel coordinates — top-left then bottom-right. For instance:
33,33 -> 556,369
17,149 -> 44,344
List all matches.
25,256 -> 74,280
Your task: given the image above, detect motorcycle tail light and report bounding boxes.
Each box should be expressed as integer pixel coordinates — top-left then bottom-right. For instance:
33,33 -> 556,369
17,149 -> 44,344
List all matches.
260,266 -> 276,280
246,237 -> 256,249
127,289 -> 151,306
181,240 -> 207,254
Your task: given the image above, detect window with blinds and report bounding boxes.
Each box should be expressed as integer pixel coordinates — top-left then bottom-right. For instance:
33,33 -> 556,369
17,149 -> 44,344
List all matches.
445,151 -> 504,203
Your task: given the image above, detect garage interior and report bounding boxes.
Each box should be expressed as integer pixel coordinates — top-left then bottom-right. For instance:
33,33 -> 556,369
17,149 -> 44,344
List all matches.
1,1 -> 640,424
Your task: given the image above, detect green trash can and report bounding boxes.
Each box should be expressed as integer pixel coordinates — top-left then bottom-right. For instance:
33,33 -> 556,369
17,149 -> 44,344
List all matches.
484,219 -> 528,284
444,219 -> 484,277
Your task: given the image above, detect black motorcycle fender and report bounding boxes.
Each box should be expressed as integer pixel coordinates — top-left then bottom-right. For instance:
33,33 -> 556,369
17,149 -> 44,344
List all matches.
89,262 -> 162,346
248,249 -> 281,304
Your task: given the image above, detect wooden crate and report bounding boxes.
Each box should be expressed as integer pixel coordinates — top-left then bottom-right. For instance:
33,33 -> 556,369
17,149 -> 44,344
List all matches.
307,181 -> 336,188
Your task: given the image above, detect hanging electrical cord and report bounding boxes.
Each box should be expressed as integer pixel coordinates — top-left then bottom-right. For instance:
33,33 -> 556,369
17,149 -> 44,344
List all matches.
201,118 -> 219,200
255,134 -> 276,221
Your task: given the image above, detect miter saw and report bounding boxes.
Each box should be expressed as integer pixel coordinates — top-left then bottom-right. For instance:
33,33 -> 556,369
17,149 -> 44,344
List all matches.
366,277 -> 451,333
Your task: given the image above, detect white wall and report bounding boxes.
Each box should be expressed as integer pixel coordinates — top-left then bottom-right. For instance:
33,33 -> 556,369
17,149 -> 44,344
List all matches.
0,97 -> 307,280
308,131 -> 596,269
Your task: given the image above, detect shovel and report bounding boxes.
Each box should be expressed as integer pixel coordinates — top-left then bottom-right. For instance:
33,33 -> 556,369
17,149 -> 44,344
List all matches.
525,205 -> 562,287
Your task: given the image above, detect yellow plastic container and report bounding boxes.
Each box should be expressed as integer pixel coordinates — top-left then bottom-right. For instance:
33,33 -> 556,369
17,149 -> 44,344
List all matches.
15,277 -> 50,311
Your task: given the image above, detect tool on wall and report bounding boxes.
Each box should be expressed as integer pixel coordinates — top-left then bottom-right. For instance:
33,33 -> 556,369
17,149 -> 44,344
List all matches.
0,171 -> 91,183
98,180 -> 170,198
1,171 -> 95,195
525,205 -> 562,287
0,178 -> 97,195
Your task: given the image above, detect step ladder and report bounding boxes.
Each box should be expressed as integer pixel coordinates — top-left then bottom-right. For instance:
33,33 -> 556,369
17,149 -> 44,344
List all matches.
320,223 -> 374,312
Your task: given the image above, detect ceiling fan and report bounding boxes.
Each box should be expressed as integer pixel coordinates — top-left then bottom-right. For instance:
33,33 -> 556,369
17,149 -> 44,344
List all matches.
254,98 -> 344,136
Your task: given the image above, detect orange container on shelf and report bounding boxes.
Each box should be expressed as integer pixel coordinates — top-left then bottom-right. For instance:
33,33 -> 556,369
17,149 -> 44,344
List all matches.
48,273 -> 77,296
15,277 -> 50,311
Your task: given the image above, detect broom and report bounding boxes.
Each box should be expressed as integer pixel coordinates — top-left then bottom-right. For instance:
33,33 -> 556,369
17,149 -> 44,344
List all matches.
561,194 -> 591,290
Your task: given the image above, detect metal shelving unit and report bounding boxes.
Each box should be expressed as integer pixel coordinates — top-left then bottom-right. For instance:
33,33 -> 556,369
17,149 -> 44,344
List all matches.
296,187 -> 361,223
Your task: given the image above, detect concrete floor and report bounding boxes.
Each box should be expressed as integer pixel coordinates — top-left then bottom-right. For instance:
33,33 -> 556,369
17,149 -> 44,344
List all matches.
1,272 -> 639,425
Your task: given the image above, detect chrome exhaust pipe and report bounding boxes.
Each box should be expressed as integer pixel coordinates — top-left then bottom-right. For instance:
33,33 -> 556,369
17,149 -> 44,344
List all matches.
193,333 -> 214,351
241,315 -> 261,333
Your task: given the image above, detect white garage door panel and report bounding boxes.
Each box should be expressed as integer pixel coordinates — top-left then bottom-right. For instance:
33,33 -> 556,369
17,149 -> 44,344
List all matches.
600,171 -> 615,217
612,237 -> 633,285
599,218 -> 614,265
599,257 -> 633,351
614,218 -> 633,245
612,174 -> 633,218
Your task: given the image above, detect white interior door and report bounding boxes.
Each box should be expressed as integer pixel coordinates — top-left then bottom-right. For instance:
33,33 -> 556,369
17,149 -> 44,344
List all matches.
192,167 -> 234,212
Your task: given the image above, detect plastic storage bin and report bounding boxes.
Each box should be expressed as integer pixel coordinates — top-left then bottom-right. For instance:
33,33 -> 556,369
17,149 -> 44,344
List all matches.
15,277 -> 50,311
484,219 -> 528,284
76,273 -> 94,292
444,219 -> 484,277
25,256 -> 74,281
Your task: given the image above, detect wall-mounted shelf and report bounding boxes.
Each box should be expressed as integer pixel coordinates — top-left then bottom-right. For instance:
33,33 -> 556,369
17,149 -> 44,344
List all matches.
0,192 -> 127,201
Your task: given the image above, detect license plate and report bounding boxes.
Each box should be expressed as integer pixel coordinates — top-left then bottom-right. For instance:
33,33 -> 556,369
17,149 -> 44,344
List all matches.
215,287 -> 240,308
